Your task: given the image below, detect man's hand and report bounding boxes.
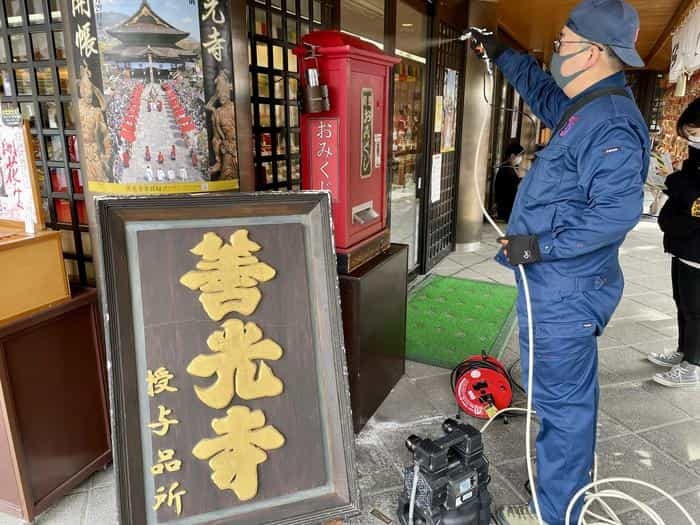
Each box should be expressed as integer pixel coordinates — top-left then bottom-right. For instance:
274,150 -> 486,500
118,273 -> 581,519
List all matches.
468,28 -> 509,62
498,235 -> 542,265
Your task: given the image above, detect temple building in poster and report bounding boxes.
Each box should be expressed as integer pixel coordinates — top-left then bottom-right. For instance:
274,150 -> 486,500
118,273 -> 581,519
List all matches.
103,1 -> 199,80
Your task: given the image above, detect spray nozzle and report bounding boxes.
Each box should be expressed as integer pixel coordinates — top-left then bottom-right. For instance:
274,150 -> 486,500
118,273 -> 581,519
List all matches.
460,27 -> 494,42
461,27 -> 495,75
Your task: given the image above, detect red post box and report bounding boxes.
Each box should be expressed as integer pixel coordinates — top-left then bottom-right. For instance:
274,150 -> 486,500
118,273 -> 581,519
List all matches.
294,31 -> 399,273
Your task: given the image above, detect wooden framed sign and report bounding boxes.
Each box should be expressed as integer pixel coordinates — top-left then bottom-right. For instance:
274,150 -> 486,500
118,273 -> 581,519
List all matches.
97,192 -> 360,524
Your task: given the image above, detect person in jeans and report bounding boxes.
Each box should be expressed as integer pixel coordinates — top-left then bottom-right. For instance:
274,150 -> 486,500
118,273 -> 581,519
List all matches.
649,97 -> 700,387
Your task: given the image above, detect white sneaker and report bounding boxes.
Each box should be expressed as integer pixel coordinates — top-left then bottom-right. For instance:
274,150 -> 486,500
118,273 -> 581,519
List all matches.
647,351 -> 683,367
653,362 -> 700,388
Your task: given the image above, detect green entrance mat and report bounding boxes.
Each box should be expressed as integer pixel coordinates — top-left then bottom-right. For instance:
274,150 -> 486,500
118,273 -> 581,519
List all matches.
406,275 -> 518,369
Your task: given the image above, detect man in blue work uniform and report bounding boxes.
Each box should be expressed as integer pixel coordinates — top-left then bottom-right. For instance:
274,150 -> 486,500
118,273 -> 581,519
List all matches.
471,1 -> 649,524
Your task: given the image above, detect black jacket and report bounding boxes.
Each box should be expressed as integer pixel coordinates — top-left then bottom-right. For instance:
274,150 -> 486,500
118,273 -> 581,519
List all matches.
658,147 -> 700,262
495,165 -> 521,221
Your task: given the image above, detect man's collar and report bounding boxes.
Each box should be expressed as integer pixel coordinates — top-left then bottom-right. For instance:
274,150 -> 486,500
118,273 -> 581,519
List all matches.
571,71 -> 627,102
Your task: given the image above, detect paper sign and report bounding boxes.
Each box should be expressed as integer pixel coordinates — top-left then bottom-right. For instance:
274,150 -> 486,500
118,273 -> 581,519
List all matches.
430,153 -> 443,203
434,96 -> 443,133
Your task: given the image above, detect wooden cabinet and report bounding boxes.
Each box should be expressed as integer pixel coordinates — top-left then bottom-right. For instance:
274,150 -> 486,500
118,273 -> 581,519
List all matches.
0,288 -> 111,522
339,244 -> 408,433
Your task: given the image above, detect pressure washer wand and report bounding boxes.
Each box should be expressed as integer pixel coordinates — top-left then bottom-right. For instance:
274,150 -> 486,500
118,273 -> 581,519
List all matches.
461,27 -> 494,76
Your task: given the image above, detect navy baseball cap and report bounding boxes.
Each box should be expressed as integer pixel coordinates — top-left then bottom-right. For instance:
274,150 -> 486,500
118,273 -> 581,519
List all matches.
566,0 -> 644,68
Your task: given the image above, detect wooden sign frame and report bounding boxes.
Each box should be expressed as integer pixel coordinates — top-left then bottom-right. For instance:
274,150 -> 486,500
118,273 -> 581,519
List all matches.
0,121 -> 44,232
97,192 -> 359,525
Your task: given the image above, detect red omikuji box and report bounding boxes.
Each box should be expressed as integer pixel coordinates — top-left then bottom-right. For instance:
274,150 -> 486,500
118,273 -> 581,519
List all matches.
294,31 -> 399,272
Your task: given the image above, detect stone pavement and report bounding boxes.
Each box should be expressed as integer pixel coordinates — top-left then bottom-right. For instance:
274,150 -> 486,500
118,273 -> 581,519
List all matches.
14,221 -> 700,524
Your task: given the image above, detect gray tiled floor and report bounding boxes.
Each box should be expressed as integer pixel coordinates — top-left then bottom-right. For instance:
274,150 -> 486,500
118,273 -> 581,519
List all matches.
15,221 -> 700,524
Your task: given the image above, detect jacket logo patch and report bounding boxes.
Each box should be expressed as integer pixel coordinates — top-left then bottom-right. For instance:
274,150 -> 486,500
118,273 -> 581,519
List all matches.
604,147 -> 622,154
559,115 -> 579,137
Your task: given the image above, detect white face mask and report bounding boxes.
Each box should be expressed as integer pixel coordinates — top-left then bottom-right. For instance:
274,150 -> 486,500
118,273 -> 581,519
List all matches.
688,135 -> 700,149
512,154 -> 524,166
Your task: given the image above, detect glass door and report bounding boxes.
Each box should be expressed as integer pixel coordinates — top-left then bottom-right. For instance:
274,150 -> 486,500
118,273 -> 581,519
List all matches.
390,1 -> 429,272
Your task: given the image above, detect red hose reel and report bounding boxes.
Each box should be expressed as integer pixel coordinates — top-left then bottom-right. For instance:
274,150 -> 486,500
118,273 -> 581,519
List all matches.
451,354 -> 513,420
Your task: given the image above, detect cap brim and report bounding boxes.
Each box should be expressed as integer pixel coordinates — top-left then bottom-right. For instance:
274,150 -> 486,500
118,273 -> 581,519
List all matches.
610,45 -> 645,68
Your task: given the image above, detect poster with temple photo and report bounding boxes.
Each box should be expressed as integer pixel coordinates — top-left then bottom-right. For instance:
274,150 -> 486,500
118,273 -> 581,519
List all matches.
66,0 -> 239,194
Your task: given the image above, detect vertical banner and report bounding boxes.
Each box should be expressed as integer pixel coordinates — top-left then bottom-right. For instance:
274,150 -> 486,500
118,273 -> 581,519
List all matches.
440,68 -> 458,153
66,0 -> 239,194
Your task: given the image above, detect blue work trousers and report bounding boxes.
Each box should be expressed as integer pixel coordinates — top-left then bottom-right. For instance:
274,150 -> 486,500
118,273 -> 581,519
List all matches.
516,276 -> 623,525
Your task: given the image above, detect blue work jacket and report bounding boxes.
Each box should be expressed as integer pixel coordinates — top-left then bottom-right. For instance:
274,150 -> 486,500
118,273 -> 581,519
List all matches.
494,50 -> 650,292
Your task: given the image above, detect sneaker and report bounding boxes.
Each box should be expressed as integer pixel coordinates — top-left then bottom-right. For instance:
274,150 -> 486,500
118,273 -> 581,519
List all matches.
647,351 -> 683,367
495,505 -> 549,525
653,362 -> 700,388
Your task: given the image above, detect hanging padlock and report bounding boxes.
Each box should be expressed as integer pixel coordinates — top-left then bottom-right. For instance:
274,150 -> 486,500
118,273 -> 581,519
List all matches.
301,44 -> 330,114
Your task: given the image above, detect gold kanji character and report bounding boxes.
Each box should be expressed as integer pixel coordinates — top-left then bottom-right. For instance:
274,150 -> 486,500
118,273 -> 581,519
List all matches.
146,367 -> 178,397
151,449 -> 182,476
203,26 -> 226,62
192,406 -> 285,501
75,22 -> 97,58
148,405 -> 179,437
153,481 -> 186,516
179,230 -> 276,320
71,0 -> 90,17
187,319 -> 283,408
202,0 -> 225,24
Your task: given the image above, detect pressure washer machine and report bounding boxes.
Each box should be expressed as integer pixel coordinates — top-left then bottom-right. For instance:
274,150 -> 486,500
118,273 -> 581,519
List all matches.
397,419 -> 492,525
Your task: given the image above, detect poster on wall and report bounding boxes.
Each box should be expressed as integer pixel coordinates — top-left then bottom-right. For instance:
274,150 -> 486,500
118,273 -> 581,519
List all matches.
0,120 -> 43,232
98,193 -> 360,524
440,68 -> 459,153
67,0 -> 239,195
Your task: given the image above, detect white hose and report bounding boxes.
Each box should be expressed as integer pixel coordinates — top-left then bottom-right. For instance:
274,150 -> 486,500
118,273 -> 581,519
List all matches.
472,69 -> 696,525
472,73 -> 542,523
408,462 -> 420,525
